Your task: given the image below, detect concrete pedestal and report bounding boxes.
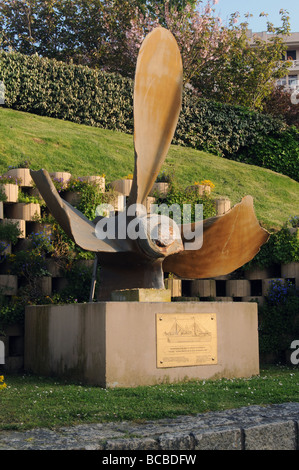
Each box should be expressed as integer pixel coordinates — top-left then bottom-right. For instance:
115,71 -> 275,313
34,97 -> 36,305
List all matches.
24,301 -> 259,388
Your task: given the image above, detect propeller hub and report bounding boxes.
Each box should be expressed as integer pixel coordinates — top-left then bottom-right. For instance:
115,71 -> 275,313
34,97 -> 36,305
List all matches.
152,223 -> 176,248
136,214 -> 183,259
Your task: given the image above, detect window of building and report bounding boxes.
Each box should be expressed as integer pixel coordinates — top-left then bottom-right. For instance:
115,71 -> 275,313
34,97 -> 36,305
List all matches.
277,76 -> 287,86
287,50 -> 297,61
288,75 -> 298,87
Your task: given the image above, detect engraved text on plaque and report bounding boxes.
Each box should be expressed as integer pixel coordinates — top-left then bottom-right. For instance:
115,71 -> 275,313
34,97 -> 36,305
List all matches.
156,313 -> 217,368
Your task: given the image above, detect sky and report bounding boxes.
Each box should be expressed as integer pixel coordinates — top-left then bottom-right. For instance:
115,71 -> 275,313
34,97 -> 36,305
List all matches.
213,0 -> 299,32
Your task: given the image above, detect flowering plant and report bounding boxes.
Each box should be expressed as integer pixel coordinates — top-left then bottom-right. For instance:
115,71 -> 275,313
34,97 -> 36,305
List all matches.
7,159 -> 31,169
267,279 -> 295,306
194,179 -> 215,190
200,180 -> 215,189
0,240 -> 9,261
289,215 -> 299,229
0,375 -> 7,391
156,170 -> 173,183
0,175 -> 22,185
66,177 -> 88,192
50,176 -> 65,193
28,231 -> 53,256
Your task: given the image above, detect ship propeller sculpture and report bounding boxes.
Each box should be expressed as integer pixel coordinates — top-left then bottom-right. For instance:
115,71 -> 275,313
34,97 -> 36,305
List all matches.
31,27 -> 269,300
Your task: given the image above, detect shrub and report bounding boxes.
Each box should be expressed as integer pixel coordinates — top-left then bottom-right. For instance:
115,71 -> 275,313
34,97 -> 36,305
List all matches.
154,176 -> 216,224
0,51 -> 134,133
58,263 -> 95,304
7,228 -> 53,308
0,187 -> 7,202
9,251 -> 50,279
262,86 -> 299,129
245,223 -> 299,270
1,50 -> 296,179
234,126 -> 299,181
18,190 -> 44,205
65,177 -> 111,221
289,215 -> 299,228
0,300 -> 25,328
175,89 -> 286,158
259,280 -> 299,360
0,220 -> 22,244
271,226 -> 299,265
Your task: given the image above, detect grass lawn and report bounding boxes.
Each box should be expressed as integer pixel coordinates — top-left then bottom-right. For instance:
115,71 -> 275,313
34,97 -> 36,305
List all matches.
0,107 -> 298,230
0,365 -> 298,431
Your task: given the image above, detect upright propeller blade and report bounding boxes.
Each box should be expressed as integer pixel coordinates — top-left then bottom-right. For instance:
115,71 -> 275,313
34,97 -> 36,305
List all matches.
128,27 -> 183,207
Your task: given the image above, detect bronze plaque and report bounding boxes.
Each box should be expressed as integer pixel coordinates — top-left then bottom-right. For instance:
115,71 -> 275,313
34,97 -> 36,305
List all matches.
156,313 -> 217,368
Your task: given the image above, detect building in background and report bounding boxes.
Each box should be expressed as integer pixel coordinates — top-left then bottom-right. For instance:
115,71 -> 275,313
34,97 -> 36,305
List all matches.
249,31 -> 299,90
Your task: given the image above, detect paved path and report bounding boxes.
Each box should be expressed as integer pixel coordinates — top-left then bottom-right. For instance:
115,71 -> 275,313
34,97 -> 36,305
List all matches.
0,403 -> 298,451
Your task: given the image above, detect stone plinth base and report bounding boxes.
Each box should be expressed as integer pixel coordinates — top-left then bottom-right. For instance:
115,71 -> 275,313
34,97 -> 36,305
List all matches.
111,288 -> 171,302
24,301 -> 259,388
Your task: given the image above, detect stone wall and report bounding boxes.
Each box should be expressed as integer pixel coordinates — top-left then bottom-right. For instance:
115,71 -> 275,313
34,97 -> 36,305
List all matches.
0,403 -> 298,449
0,170 -> 298,373
170,262 -> 299,304
0,169 -> 104,371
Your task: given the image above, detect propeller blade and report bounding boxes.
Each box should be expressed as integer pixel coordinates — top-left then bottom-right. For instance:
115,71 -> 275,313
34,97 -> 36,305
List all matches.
30,169 -> 124,253
163,196 -> 270,279
128,27 -> 183,207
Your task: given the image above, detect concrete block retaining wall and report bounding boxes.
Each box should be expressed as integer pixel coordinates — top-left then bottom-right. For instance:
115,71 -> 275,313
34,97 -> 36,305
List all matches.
0,170 -> 298,373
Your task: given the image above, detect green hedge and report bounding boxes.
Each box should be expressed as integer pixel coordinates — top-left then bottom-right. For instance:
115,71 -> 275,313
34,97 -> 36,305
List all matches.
0,51 -> 134,132
0,50 -> 297,180
176,90 -> 284,155
233,126 -> 299,180
244,225 -> 299,270
176,91 -> 298,181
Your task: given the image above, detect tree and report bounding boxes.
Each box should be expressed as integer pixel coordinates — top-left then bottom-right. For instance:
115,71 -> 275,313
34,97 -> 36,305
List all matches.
195,10 -> 291,109
263,86 -> 299,128
103,0 -> 230,80
0,0 -> 37,55
59,0 -> 106,66
0,0 -> 106,64
115,1 -> 291,109
0,0 -> 292,110
33,0 -> 68,60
